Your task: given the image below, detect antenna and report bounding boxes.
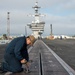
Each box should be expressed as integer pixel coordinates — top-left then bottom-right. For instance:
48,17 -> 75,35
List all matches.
50,24 -> 53,36
7,12 -> 10,40
25,26 -> 27,37
49,24 -> 54,40
36,0 -> 38,3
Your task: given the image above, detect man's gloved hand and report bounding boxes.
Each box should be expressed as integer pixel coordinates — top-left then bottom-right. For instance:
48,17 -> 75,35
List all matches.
25,62 -> 30,68
21,59 -> 31,73
23,62 -> 31,73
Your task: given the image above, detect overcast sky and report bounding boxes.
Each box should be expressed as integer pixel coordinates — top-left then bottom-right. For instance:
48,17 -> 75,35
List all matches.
0,0 -> 75,36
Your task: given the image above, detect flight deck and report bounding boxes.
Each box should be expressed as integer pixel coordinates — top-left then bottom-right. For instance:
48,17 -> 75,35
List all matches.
3,40 -> 75,75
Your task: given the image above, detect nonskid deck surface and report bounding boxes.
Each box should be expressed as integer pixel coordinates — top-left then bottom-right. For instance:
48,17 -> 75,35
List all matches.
0,40 -> 75,75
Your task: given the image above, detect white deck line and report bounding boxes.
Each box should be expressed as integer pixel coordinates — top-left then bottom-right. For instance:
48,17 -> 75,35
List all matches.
42,40 -> 75,75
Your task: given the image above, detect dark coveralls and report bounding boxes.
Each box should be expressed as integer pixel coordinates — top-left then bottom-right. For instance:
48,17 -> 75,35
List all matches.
1,36 -> 29,72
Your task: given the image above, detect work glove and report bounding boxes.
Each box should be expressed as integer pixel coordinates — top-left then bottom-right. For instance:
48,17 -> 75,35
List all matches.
24,62 -> 31,73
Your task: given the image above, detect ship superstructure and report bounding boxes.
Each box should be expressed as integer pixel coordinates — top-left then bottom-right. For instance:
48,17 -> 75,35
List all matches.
27,2 -> 45,38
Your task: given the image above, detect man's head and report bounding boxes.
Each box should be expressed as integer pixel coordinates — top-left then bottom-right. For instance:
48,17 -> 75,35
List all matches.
26,35 -> 35,45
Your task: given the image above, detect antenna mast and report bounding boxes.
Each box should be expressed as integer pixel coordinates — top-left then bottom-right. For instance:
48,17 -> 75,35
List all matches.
7,12 -> 10,40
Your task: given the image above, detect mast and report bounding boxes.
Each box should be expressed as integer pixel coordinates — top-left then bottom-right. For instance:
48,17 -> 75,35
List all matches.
7,12 -> 10,40
50,24 -> 53,36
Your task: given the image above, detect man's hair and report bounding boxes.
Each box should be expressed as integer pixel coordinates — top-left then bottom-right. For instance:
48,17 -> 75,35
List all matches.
26,36 -> 29,38
26,35 -> 35,45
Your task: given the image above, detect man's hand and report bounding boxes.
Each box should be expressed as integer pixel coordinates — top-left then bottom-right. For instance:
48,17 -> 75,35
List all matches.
24,62 -> 30,73
21,59 -> 27,64
25,62 -> 30,68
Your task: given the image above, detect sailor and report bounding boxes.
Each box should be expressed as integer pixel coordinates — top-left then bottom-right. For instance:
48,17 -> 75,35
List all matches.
0,35 -> 35,73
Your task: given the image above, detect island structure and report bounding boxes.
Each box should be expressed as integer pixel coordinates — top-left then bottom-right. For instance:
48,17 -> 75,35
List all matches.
27,1 -> 45,39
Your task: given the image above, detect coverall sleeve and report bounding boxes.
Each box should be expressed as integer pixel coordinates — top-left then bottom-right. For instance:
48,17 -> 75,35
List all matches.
14,39 -> 24,61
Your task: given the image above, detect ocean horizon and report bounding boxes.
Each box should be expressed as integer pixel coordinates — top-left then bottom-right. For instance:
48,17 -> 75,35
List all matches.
0,33 -> 75,37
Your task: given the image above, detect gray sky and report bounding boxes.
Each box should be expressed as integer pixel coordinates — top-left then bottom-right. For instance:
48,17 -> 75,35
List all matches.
0,0 -> 75,36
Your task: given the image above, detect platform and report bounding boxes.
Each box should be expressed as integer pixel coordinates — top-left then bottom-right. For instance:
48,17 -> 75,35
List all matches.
0,40 -> 75,75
